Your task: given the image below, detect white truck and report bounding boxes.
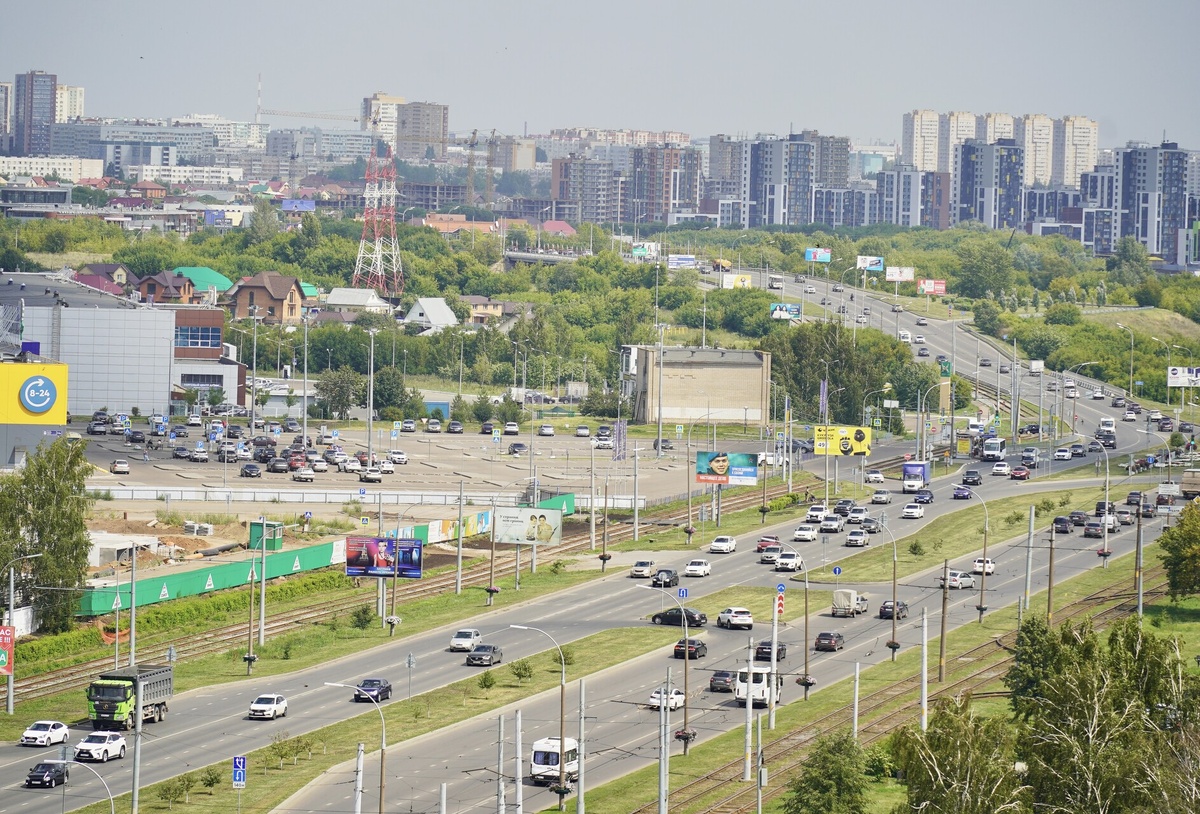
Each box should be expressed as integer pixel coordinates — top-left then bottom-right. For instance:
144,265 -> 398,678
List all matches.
831,589 -> 869,618
735,665 -> 783,708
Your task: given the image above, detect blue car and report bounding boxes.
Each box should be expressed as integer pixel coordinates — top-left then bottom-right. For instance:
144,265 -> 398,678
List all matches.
952,485 -> 971,500
914,489 -> 935,504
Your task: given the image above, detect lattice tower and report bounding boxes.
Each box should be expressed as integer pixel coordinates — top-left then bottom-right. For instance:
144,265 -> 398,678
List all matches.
351,146 -> 404,295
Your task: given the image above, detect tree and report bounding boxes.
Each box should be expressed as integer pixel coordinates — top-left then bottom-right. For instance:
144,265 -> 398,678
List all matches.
1157,503 -> 1200,599
0,440 -> 96,632
200,765 -> 222,793
972,299 -> 1003,336
372,366 -> 406,411
183,388 -> 200,413
206,387 -> 226,409
450,394 -> 468,422
314,366 -> 365,420
954,239 -> 1015,299
477,669 -> 496,696
247,198 -> 281,245
780,729 -> 868,814
1003,614 -> 1067,720
472,393 -> 494,423
1043,302 -> 1082,325
509,659 -> 534,685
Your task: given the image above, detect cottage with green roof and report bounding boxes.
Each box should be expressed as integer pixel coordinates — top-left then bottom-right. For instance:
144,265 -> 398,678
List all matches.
175,267 -> 233,296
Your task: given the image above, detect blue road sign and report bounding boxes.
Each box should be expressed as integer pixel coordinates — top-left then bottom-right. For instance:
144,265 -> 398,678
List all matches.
359,487 -> 367,497
303,511 -> 313,520
391,430 -> 398,439
832,566 -> 842,576
678,588 -> 688,599
232,768 -> 246,789
169,432 -> 177,441
331,430 -> 340,438
232,756 -> 247,771
776,583 -> 786,593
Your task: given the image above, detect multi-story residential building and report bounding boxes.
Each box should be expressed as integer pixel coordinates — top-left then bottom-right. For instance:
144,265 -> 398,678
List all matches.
266,127 -> 372,164
0,155 -> 103,182
876,166 -> 924,227
1114,141 -> 1189,264
13,70 -> 57,156
625,145 -> 700,223
173,114 -> 267,150
921,172 -> 954,230
799,129 -> 850,188
0,82 -> 13,140
1052,115 -> 1098,188
551,155 -> 617,224
54,85 -> 85,122
494,136 -> 537,172
49,120 -> 214,166
954,138 -> 1024,229
708,134 -> 740,183
1024,188 -> 1081,223
1015,114 -> 1055,187
901,109 -> 941,172
980,113 -> 1016,143
942,112 -> 980,173
360,93 -> 448,161
128,165 -> 244,185
1080,165 -> 1116,209
737,136 -> 816,228
812,186 -> 877,229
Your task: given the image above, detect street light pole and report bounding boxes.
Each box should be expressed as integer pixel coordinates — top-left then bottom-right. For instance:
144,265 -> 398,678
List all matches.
302,316 -> 309,449
366,329 -> 379,467
638,585 -> 693,752
962,486 -> 990,622
249,306 -> 261,429
510,625 -> 570,809
5,552 -> 43,714
1116,323 -> 1134,396
326,682 -> 386,814
1152,337 -> 1171,411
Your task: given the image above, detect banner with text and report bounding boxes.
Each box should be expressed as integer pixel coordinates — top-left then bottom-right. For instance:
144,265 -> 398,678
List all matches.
856,255 -> 885,272
668,254 -> 698,269
804,247 -> 832,263
769,303 -> 803,320
345,537 -> 424,579
813,425 -> 873,456
696,451 -> 759,486
885,266 -> 915,282
917,278 -> 947,295
721,273 -> 754,289
0,626 -> 13,677
1167,366 -> 1200,387
493,507 -> 564,546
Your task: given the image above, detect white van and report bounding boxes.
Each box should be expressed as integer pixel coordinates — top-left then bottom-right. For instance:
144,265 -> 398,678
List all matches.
1098,417 -> 1115,433
898,330 -> 912,343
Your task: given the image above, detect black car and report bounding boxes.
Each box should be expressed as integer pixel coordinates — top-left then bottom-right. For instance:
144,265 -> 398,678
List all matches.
791,438 -> 815,453
814,632 -> 845,652
596,425 -> 613,439
673,638 -> 708,659
466,644 -> 503,666
1097,431 -> 1117,448
709,670 -> 735,692
170,425 -> 189,438
447,421 -> 464,434
129,430 -> 145,443
878,600 -> 909,620
508,443 -> 528,456
914,489 -> 934,504
252,435 -> 277,447
1141,502 -> 1156,518
651,569 -> 679,588
353,678 -> 392,701
833,499 -> 857,516
254,446 -> 274,463
267,458 -> 290,473
25,761 -> 68,788
962,470 -> 982,486
651,606 -> 707,627
1053,516 -> 1072,534
755,640 -> 787,660
227,425 -> 245,439
653,438 -> 675,451
172,446 -> 191,459
480,422 -> 495,434
1180,422 -> 1194,433
240,464 -> 262,478
1069,510 -> 1089,526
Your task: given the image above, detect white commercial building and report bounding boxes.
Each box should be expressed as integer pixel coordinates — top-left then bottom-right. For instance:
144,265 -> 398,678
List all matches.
0,155 -> 103,182
129,165 -> 245,185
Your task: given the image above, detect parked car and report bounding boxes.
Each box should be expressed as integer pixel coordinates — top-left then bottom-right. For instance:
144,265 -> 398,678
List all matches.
401,419 -> 417,432
629,560 -> 657,578
292,467 -> 315,482
240,464 -> 262,478
651,607 -> 707,627
716,607 -> 754,630
940,571 -> 976,589
651,569 -> 680,588
814,632 -> 845,652
755,640 -> 787,660
466,644 -> 503,666
878,600 -> 909,620
25,761 -> 69,787
508,442 -> 528,456
353,678 -> 392,702
574,425 -> 590,437
673,638 -> 708,659
423,419 -> 442,433
447,421 -> 464,434
109,459 -> 130,474
189,449 -> 209,463
359,468 -> 383,483
683,559 -> 712,577
129,430 -> 145,444
73,732 -> 126,762
537,424 -> 555,437
709,535 -> 737,553
268,458 -> 291,473
173,446 -> 192,460
248,694 -> 288,720
653,437 -> 675,451
480,422 -> 495,434
20,720 -> 70,747
503,422 -> 520,435
170,425 -> 189,438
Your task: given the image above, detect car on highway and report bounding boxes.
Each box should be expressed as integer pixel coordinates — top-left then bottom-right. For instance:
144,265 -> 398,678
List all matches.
503,422 -> 520,435
820,515 -> 846,533
848,507 -> 869,523
1053,516 -> 1072,534
401,419 -> 417,432
1116,509 -> 1135,525
353,678 -> 393,702
629,560 -> 657,578
673,638 -> 708,659
972,558 -> 996,575
1070,444 -> 1087,457
109,459 -> 130,474
980,358 -> 992,367
814,632 -> 845,652
759,545 -> 782,563
73,732 -> 126,762
878,600 -> 909,620
792,524 -> 818,542
755,640 -> 787,660
1054,448 -> 1072,461
709,535 -> 737,553
940,571 -> 976,589
1083,521 -> 1105,538
1010,466 -> 1031,480
651,607 -> 707,627
952,485 -> 972,500
709,670 -> 736,692
683,559 -> 712,577
1069,510 -> 1089,526
962,469 -> 982,485
915,316 -> 928,326
864,469 -> 885,484
913,334 -> 926,344
1123,410 -> 1137,422
717,607 -> 754,629
248,694 -> 288,720
754,535 -> 781,552
292,467 -> 315,482
20,720 -> 70,747
901,503 -> 924,519
1180,421 -> 1195,433
805,505 -> 829,523
1087,441 -> 1104,453
649,687 -> 686,710
775,551 -> 803,571
862,517 -> 882,534
651,569 -> 680,588
447,420 -> 464,434
991,462 -> 1011,476
917,347 -> 930,357
1000,364 -> 1010,374
871,489 -> 892,504
1126,491 -> 1143,506
25,761 -> 69,788
466,644 -> 503,666
537,424 -> 555,437
359,468 -> 383,483
914,489 -> 934,504
846,529 -> 868,547
804,285 -> 817,293
833,498 -> 857,516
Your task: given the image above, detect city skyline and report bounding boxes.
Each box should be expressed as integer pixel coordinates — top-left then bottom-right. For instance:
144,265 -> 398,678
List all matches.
3,0 -> 1198,150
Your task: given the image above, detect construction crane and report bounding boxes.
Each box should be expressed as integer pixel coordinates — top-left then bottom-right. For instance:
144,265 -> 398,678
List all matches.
464,129 -> 479,204
485,129 -> 498,206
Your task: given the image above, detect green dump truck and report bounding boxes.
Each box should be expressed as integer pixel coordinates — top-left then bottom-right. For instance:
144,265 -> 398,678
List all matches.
86,664 -> 173,730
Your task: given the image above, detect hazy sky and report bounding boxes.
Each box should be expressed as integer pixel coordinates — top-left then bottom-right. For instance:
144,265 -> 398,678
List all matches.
5,0 -> 1198,149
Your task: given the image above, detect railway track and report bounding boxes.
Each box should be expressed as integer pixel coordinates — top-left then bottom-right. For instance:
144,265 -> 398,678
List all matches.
632,566 -> 1169,814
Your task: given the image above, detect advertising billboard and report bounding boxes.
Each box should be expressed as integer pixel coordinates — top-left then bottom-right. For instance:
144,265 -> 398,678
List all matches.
804,247 -> 832,263
667,254 -> 698,269
492,507 -> 563,546
721,273 -> 754,289
0,626 -> 13,677
885,266 -> 916,282
813,425 -> 873,456
281,199 -> 317,212
856,255 -> 885,272
769,302 -> 803,320
1167,366 -> 1200,387
0,362 -> 68,425
345,537 -> 423,578
917,278 -> 947,295
696,451 -> 758,486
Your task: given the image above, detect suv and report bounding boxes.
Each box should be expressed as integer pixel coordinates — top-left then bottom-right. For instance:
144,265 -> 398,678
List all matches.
716,607 -> 754,629
820,515 -> 846,533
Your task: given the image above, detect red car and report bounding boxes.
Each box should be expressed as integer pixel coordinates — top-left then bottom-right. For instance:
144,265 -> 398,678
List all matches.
1010,466 -> 1031,480
755,535 -> 782,552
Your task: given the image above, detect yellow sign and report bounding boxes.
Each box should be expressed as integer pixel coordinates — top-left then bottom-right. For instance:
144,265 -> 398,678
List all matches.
813,425 -> 872,456
957,438 -> 973,456
0,362 -> 68,425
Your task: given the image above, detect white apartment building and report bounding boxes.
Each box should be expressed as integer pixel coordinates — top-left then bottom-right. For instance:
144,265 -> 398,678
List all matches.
54,85 -> 85,122
1052,115 -> 1099,188
1017,114 -> 1055,187
901,109 -> 941,172
0,155 -> 102,182
360,93 -> 448,161
980,112 -> 1015,142
128,165 -> 245,185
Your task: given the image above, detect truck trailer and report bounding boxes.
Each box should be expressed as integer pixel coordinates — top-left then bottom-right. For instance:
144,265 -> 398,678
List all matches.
832,589 -> 869,618
86,664 -> 173,730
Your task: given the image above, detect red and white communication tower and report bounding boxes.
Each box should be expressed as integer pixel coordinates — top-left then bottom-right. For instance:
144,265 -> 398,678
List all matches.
351,146 -> 404,295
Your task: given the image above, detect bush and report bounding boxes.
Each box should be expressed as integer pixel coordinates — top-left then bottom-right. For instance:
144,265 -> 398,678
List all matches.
864,743 -> 895,780
477,669 -> 496,696
200,765 -> 221,792
908,541 -> 926,557
510,659 -> 534,685
557,646 -> 576,668
351,605 -> 375,630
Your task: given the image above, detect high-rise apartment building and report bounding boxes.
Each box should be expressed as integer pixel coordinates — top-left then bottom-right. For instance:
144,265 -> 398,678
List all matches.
737,136 -> 816,228
812,186 -> 877,228
626,145 -> 700,223
1052,115 -> 1098,188
876,166 -> 924,227
0,82 -> 12,141
708,134 -> 739,183
1114,141 -> 1189,264
551,155 -> 618,224
1015,114 -> 1055,187
941,112 -> 980,173
980,113 -> 1015,143
954,139 -> 1024,229
13,70 -> 57,156
799,129 -> 851,187
55,85 -> 85,122
901,109 -> 941,172
360,93 -> 449,161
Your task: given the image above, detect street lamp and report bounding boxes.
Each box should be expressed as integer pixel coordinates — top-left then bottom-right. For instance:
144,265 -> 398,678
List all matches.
366,328 -> 380,467
1174,345 -> 1194,421
916,382 -> 944,463
301,315 -> 310,450
5,552 -> 43,714
960,486 -> 990,622
67,760 -> 116,814
876,516 -> 901,660
509,625 -> 570,809
1116,323 -> 1134,396
248,306 -> 262,429
861,385 -> 892,428
1152,336 -> 1171,411
819,358 -> 839,508
325,682 -> 386,814
637,585 -> 695,754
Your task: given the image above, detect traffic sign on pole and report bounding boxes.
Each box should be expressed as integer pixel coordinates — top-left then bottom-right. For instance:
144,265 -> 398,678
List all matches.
775,594 -> 785,615
232,756 -> 247,789
832,566 -> 842,576
678,588 -> 688,599
776,583 -> 786,593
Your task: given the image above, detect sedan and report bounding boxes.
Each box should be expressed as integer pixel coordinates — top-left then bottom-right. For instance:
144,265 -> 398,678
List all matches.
980,358 -> 993,367
574,425 -> 591,437
239,464 -> 262,478
109,459 -> 130,474
1087,441 -> 1104,454
20,720 -> 70,747
901,503 -> 925,519
170,425 -> 189,438
673,638 -> 708,659
129,430 -> 145,444
913,334 -> 926,344
480,422 -> 495,434
755,640 -> 787,660
1053,516 -> 1073,534
1053,448 -> 1073,461
248,694 -> 288,720
1070,510 -> 1090,526
651,607 -> 707,627
914,489 -> 934,504
717,607 -> 754,629
507,443 -> 528,456
1126,491 -> 1143,506
651,570 -> 680,588
845,530 -> 868,547
629,560 -> 657,578
916,316 -> 929,326
709,670 -> 736,692
814,632 -> 845,652
755,535 -> 782,552
952,485 -> 972,500
268,458 -> 291,473
1116,509 -> 1135,526
359,468 -> 383,483
353,678 -> 392,702
447,421 -> 464,434
1083,521 -> 1104,539
683,559 -> 712,578
709,535 -> 737,553
450,629 -> 482,651
310,459 -> 329,472
878,600 -> 910,620
941,570 -> 976,589
861,517 -> 882,534
173,446 -> 191,460
401,419 -> 417,432
1010,466 -> 1031,480
466,644 -> 503,666
917,347 -> 930,357
991,462 -> 1011,476
292,467 -> 315,482
251,435 -> 275,447
1123,411 -> 1137,422
25,761 -> 69,788
871,490 -> 892,504
74,732 -> 126,762
537,424 -> 555,437
649,687 -> 686,710
848,507 -> 869,523
962,470 -> 983,485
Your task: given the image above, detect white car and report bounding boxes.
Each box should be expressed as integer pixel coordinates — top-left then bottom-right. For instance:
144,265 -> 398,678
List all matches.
340,458 -> 362,473
109,459 -> 130,474
940,570 -> 976,589
236,447 -> 254,461
1053,448 -> 1072,461
709,535 -> 737,553
901,503 -> 925,519
1149,410 -> 1163,421
649,687 -> 686,711
805,505 -> 828,523
291,467 -> 315,482
865,470 -> 885,483
1123,411 -> 1136,422
805,285 -> 817,294
248,694 -> 288,720
74,732 -> 126,762
972,558 -> 996,575
574,425 -> 590,437
189,449 -> 209,462
537,424 -> 555,437
775,551 -> 803,571
359,468 -> 383,483
310,459 -> 329,472
820,515 -> 845,533
629,560 -> 657,578
377,460 -> 395,474
388,450 -> 409,465
913,335 -> 926,344
792,524 -> 817,542
717,607 -> 754,629
20,720 -> 70,747
503,422 -> 520,435
329,449 -> 349,464
593,437 -> 614,450
846,530 -> 868,547
683,559 -> 712,577
871,490 -> 892,505
847,507 -> 869,524
449,628 -> 482,652
991,462 -> 1011,476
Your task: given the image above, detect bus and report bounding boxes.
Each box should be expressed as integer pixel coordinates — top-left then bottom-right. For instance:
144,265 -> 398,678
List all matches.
734,665 -> 783,708
981,437 -> 1007,461
767,274 -> 784,290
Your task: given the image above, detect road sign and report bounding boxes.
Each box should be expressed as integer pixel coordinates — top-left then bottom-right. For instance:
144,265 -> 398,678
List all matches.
233,756 -> 247,771
776,593 -> 785,615
232,755 -> 247,789
676,424 -> 684,435
331,430 -> 340,438
303,511 -> 313,520
359,487 -> 367,496
777,432 -> 785,441
391,430 -> 398,439
393,421 -> 402,430
632,246 -> 648,257
873,418 -> 881,428
903,453 -> 912,461
776,583 -> 786,593
678,588 -> 688,599
832,566 -> 842,576
360,516 -> 369,526
169,432 -> 177,441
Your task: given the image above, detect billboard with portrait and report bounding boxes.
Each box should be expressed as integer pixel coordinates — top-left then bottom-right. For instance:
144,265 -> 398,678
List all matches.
917,278 -> 947,295
721,273 -> 754,289
885,266 -> 916,282
695,451 -> 759,486
769,302 -> 803,320
345,536 -> 423,578
813,425 -> 873,456
492,507 -> 563,546
856,255 -> 885,272
804,247 -> 832,263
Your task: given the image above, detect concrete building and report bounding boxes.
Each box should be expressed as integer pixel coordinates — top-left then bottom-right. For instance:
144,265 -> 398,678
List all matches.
49,120 -> 213,165
737,136 -> 815,228
708,134 -> 740,183
625,145 -> 701,223
954,139 -> 1024,229
360,93 -> 449,161
0,82 -> 12,140
621,344 -> 771,427
0,155 -> 102,182
551,155 -> 617,224
1016,114 -> 1055,187
1115,141 -> 1189,264
128,165 -> 243,185
941,111 -> 980,173
980,112 -> 1016,143
494,137 -> 537,172
875,167 -> 924,227
172,114 -> 267,150
54,85 -> 85,122
13,70 -> 57,156
901,109 -> 942,173
799,129 -> 851,188
1052,115 -> 1099,188
812,186 -> 878,228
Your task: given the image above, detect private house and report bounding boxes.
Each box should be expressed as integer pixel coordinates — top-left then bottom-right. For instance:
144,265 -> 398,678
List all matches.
225,270 -> 305,323
136,270 -> 194,304
324,287 -> 394,315
402,297 -> 458,334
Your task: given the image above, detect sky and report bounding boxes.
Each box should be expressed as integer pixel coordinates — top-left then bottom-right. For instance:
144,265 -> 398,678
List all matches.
4,0 -> 1199,150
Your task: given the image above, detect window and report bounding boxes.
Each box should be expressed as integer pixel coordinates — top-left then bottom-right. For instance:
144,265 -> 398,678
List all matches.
175,326 -> 222,348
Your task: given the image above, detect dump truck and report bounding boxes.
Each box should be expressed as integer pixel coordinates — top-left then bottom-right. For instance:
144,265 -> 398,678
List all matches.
86,664 -> 173,730
1181,469 -> 1200,500
832,589 -> 869,618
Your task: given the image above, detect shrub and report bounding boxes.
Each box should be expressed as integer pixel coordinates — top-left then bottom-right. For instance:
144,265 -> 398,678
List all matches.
351,605 -> 375,630
864,743 -> 895,780
477,669 -> 496,696
200,765 -> 221,792
510,659 -> 534,685
908,541 -> 926,557
557,646 -> 576,668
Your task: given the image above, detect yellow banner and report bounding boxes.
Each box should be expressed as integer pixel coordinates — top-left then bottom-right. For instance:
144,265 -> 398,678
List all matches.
0,362 -> 68,425
813,425 -> 872,456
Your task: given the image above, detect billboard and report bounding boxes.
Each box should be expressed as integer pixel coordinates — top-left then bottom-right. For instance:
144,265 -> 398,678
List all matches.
885,266 -> 915,282
0,362 -> 68,425
0,626 -> 13,677
813,425 -> 873,456
856,255 -> 885,272
804,247 -> 832,263
281,199 -> 317,212
696,451 -> 759,486
917,278 -> 947,295
345,537 -> 423,579
721,273 -> 754,289
1167,366 -> 1200,387
770,302 -> 803,320
492,507 -> 563,546
668,254 -> 698,269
